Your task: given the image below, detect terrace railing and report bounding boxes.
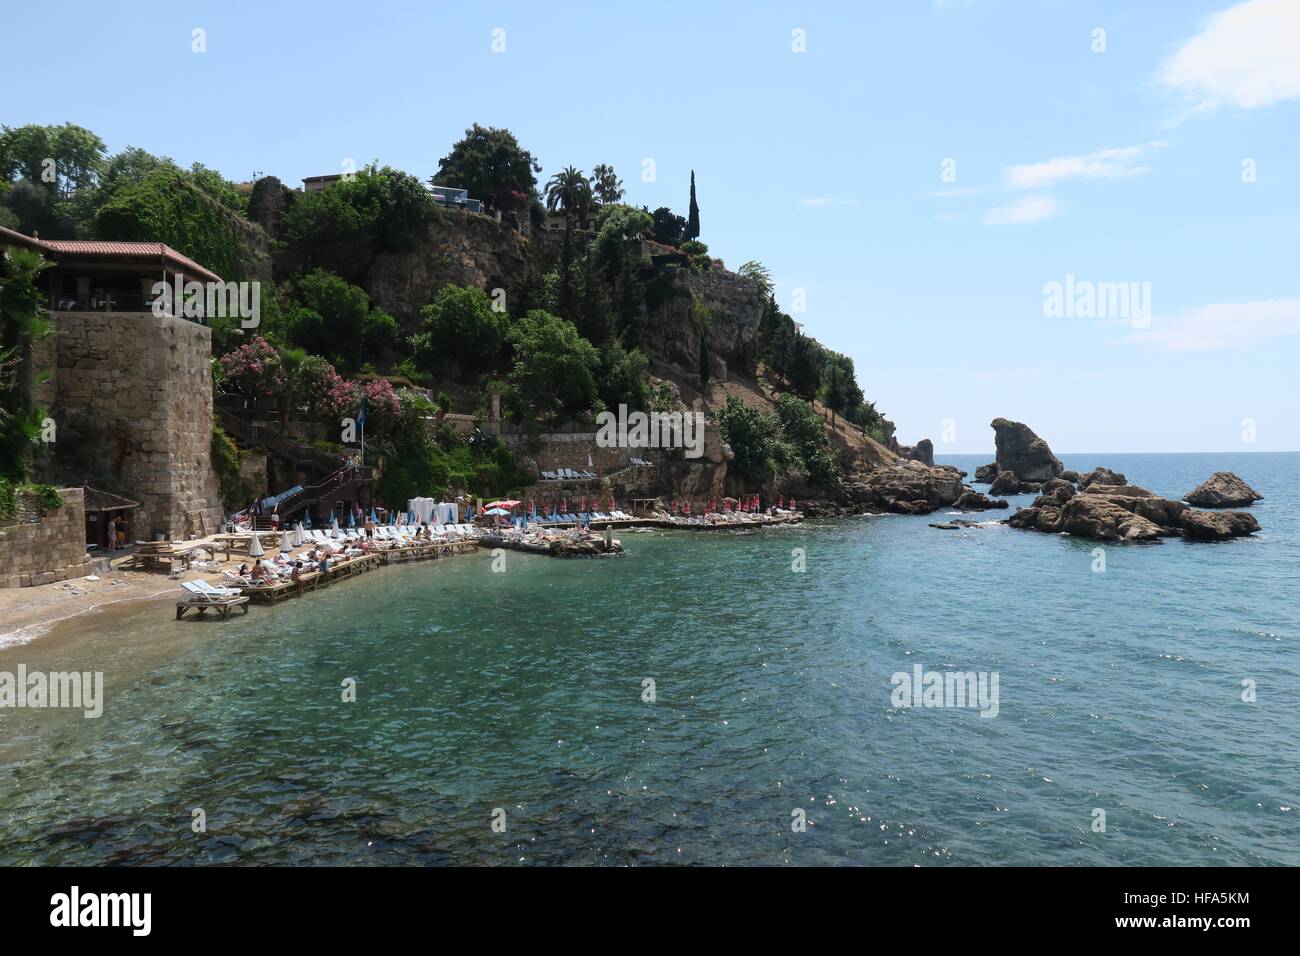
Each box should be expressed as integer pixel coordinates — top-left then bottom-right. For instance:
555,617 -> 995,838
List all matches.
216,405 -> 341,472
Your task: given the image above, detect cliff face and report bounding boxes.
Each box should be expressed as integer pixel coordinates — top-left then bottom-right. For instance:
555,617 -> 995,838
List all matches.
364,212 -> 764,385
367,213 -> 554,322
642,268 -> 763,381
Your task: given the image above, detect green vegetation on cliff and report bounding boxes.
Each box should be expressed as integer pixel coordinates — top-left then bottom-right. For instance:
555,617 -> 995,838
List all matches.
2,120 -> 892,499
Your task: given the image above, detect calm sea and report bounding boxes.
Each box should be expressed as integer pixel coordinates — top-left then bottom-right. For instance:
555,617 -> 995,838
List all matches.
1,452 -> 1296,865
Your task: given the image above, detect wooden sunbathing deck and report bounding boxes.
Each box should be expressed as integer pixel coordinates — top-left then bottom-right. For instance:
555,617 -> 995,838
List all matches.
235,541 -> 480,603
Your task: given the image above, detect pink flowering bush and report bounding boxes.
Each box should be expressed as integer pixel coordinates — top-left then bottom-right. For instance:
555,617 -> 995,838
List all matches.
219,336 -> 285,399
324,376 -> 401,433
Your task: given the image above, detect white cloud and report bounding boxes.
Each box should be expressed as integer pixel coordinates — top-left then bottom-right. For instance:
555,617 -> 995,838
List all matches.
1158,0 -> 1300,113
1121,298 -> 1300,351
982,195 -> 1061,225
1004,142 -> 1166,190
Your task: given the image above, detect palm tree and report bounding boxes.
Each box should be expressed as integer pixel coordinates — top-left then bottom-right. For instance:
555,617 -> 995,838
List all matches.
544,167 -> 591,320
545,166 -> 592,229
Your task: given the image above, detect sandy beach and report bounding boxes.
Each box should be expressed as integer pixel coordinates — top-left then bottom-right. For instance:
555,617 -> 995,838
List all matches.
0,566 -> 184,649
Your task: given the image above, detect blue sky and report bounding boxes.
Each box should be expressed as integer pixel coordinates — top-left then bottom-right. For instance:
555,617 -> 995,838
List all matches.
3,0 -> 1297,452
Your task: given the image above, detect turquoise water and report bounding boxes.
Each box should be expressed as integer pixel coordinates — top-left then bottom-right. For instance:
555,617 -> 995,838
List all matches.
1,452 -> 1297,865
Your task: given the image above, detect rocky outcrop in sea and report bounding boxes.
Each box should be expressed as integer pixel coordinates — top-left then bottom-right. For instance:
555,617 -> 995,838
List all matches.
1183,472 -> 1263,508
991,418 -> 1064,482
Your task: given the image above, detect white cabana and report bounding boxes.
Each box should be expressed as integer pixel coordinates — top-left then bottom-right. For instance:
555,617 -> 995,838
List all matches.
407,497 -> 437,525
407,498 -> 459,525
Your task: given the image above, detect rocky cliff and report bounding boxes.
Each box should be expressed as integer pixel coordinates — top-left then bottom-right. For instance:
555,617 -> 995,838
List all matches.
640,268 -> 764,381
367,212 -> 554,323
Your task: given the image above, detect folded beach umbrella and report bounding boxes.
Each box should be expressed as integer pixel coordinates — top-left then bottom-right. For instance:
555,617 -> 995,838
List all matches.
280,531 -> 292,554
304,511 -> 313,529
348,511 -> 355,528
248,534 -> 265,558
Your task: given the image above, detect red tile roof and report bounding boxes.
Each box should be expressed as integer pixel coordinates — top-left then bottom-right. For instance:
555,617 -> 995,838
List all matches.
0,225 -> 223,282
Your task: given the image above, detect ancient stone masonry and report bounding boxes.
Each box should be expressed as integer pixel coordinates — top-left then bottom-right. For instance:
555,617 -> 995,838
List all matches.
0,488 -> 92,588
35,312 -> 224,539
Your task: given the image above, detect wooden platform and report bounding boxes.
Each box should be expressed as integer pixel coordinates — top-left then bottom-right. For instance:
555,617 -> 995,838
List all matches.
235,542 -> 480,604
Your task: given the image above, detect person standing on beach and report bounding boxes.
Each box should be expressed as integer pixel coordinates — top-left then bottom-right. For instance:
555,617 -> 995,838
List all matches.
364,515 -> 375,539
106,516 -> 117,550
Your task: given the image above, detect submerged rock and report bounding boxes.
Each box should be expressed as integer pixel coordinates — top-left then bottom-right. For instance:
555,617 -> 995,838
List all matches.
952,490 -> 1008,511
1183,472 -> 1263,508
989,470 -> 1041,496
991,418 -> 1064,482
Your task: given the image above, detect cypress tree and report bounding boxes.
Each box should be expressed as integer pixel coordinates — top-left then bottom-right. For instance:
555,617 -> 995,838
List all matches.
686,170 -> 700,239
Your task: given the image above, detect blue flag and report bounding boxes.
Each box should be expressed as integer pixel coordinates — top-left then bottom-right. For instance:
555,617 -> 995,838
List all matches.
357,397 -> 367,429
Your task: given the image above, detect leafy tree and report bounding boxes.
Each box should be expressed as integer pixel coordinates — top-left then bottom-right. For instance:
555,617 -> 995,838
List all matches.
786,333 -> 823,401
590,163 -> 624,204
591,204 -> 651,341
819,350 -> 863,428
737,260 -> 773,299
285,164 -> 437,283
283,269 -> 396,370
686,170 -> 700,239
775,394 -> 839,484
95,170 -> 250,280
95,146 -> 174,201
650,206 -> 686,246
0,179 -> 74,238
409,284 -> 509,379
597,341 -> 651,412
433,124 -> 541,211
0,247 -> 53,480
716,395 -> 787,482
505,310 -> 600,424
0,123 -> 106,200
